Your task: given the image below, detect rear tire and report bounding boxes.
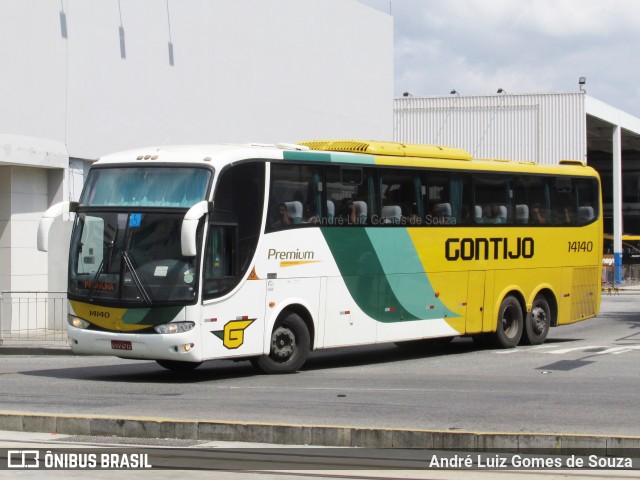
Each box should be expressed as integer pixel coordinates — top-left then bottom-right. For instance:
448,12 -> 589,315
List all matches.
254,312 -> 310,374
493,295 -> 523,348
156,359 -> 202,371
521,295 -> 551,345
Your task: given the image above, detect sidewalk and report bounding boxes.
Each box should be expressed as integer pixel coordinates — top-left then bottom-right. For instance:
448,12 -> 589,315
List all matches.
0,338 -> 71,355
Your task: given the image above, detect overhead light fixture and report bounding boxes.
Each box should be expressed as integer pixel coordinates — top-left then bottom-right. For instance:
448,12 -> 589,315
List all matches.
497,88 -> 506,94
450,90 -> 460,95
579,77 -> 586,92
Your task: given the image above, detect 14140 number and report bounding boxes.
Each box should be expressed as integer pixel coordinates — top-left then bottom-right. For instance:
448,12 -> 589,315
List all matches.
568,241 -> 593,252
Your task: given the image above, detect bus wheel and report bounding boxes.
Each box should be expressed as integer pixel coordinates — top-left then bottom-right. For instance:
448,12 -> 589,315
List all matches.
493,295 -> 523,348
156,360 -> 202,371
521,295 -> 550,345
254,312 -> 310,374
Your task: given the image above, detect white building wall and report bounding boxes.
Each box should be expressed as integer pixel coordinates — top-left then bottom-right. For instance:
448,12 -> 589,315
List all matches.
0,165 -> 49,292
0,168 -> 13,293
1,0 -> 393,159
8,167 -> 49,292
394,93 -> 586,165
0,136 -> 68,293
0,0 -> 393,300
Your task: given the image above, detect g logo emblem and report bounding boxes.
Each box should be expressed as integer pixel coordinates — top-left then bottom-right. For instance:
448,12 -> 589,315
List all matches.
213,319 -> 255,349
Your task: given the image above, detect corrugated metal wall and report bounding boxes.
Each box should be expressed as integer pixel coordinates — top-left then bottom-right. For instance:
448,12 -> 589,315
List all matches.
394,93 -> 586,165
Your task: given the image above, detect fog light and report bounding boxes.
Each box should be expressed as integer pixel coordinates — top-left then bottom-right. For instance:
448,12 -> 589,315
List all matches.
68,315 -> 90,329
182,343 -> 195,352
154,322 -> 195,334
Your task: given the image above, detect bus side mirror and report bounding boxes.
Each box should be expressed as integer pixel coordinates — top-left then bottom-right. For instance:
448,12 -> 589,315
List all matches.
181,200 -> 212,257
37,201 -> 77,252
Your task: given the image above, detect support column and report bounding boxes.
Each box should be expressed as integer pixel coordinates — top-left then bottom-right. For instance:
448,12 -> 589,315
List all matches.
612,124 -> 623,284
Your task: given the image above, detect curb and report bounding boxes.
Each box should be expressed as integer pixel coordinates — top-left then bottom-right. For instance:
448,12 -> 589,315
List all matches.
0,412 -> 639,455
0,345 -> 72,355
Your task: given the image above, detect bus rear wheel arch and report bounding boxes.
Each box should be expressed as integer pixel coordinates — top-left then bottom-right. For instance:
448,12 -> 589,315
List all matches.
521,293 -> 552,345
252,310 -> 311,374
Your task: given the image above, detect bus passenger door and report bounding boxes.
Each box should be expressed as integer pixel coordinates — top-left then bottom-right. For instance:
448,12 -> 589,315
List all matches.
200,221 -> 267,360
466,271 -> 485,334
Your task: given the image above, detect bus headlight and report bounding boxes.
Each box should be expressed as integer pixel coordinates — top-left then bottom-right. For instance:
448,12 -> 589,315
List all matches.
68,315 -> 90,329
154,322 -> 195,334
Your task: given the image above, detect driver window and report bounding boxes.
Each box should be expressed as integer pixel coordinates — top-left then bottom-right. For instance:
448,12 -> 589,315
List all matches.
203,224 -> 236,297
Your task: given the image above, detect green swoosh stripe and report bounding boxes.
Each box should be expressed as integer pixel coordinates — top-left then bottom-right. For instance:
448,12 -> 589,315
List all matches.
321,228 -> 456,323
283,150 -> 375,164
122,306 -> 183,325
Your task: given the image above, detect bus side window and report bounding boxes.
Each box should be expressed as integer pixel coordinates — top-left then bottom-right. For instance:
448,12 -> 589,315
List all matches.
515,175 -> 551,225
575,177 -> 599,225
550,177 -> 577,225
268,164 -> 323,228
427,171 -> 470,226
213,161 -> 264,279
379,169 -> 420,226
473,174 -> 513,225
325,166 -> 374,226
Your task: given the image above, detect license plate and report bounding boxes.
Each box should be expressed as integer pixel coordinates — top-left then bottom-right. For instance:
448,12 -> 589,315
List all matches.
111,340 -> 132,351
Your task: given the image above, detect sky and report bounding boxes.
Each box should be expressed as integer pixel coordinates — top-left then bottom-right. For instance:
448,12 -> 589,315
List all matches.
359,0 -> 640,118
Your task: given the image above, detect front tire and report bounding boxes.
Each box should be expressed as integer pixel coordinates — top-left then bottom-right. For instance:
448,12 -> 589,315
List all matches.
253,312 -> 310,374
493,295 -> 523,348
521,295 -> 551,345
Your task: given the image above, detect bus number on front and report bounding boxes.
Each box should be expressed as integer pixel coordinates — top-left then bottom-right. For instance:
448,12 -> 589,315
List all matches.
568,241 -> 593,253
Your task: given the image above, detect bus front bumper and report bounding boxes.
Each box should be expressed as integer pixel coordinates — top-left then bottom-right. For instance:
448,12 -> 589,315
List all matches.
67,326 -> 203,363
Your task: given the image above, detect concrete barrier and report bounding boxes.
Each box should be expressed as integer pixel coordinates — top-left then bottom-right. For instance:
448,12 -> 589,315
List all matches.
0,411 -> 638,456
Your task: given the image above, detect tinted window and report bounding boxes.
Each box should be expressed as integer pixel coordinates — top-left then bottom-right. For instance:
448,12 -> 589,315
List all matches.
203,162 -> 265,299
268,164 -> 323,228
81,167 -> 211,207
474,174 -> 512,225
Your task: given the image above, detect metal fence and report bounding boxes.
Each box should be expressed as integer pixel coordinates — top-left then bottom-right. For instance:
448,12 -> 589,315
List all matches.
602,265 -> 640,289
0,291 -> 68,343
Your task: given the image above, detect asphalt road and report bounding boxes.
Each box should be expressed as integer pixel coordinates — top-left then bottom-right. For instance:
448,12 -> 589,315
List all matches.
0,294 -> 638,437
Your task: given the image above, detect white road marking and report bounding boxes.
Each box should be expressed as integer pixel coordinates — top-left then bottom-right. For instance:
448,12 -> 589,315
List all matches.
494,344 -> 640,356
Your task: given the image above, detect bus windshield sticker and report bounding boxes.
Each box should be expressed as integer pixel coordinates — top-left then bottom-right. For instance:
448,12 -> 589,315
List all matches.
129,213 -> 143,228
154,266 -> 169,277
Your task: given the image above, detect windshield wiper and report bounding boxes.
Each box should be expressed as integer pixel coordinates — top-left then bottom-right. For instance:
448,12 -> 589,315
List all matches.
87,259 -> 105,302
87,238 -> 114,302
122,251 -> 152,305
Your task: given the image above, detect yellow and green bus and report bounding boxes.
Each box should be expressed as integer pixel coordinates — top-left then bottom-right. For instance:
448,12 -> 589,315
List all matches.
38,140 -> 602,373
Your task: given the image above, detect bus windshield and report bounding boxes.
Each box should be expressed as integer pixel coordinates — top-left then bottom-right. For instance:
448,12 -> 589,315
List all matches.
69,212 -> 199,305
80,166 -> 211,207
